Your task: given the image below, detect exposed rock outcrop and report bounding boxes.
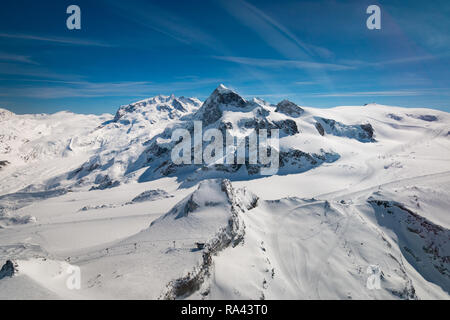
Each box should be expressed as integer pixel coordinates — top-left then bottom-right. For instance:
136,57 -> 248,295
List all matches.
275,100 -> 304,117
195,84 -> 247,127
314,117 -> 375,142
0,260 -> 18,279
368,197 -> 450,293
0,160 -> 10,170
161,179 -> 252,299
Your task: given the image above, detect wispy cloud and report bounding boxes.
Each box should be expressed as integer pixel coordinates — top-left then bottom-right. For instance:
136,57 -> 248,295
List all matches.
0,78 -> 225,99
216,0 -> 340,94
377,54 -> 448,66
387,1 -> 450,51
309,89 -> 450,98
0,82 -> 149,99
294,81 -> 319,85
0,33 -> 113,47
243,93 -> 295,99
218,0 -> 332,60
341,53 -> 450,68
0,62 -> 84,80
0,82 -> 154,99
0,51 -> 37,64
107,0 -> 225,52
213,56 -> 353,71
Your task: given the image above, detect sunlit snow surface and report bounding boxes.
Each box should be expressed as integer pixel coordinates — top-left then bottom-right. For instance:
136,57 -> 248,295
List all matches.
0,86 -> 449,299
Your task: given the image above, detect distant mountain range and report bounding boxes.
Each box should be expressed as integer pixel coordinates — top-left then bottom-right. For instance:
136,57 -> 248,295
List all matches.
0,85 -> 449,299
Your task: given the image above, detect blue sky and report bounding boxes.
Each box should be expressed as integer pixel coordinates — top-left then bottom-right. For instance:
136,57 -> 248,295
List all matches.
0,0 -> 449,114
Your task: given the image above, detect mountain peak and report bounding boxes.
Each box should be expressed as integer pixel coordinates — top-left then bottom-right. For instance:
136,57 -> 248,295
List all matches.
216,83 -> 230,92
113,94 -> 201,123
209,84 -> 245,104
275,99 -> 304,117
0,108 -> 14,121
195,85 -> 247,126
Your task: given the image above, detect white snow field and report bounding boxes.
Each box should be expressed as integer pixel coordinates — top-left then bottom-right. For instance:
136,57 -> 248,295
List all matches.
0,85 -> 449,299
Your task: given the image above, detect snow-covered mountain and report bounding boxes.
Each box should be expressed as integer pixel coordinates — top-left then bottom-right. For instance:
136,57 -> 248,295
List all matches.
0,85 -> 449,299
113,94 -> 201,123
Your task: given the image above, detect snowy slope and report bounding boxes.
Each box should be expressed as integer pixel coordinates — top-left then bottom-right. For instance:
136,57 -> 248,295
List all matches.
0,85 -> 449,300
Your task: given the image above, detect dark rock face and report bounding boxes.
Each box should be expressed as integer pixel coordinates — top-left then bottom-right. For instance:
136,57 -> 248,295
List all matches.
275,100 -> 304,117
360,123 -> 374,139
406,114 -> 439,122
172,98 -> 187,112
418,115 -> 438,122
212,89 -> 246,108
387,113 -> 403,121
131,189 -> 173,203
279,149 -> 340,169
0,260 -> 17,279
255,107 -> 270,117
90,175 -> 120,191
245,163 -> 260,175
241,118 -> 276,131
113,103 -> 138,122
0,160 -> 10,170
200,102 -> 223,127
217,121 -> 233,135
368,198 -> 450,294
180,195 -> 200,218
315,122 -> 325,136
197,85 -> 247,126
214,164 -> 241,173
145,142 -> 169,164
274,119 -> 299,135
240,118 -> 299,136
314,117 -> 376,143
